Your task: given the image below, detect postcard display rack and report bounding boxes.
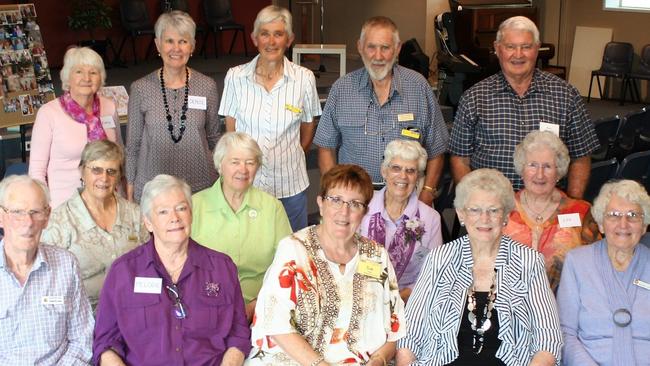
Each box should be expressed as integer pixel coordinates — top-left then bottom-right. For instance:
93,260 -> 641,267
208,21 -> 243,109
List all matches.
0,3 -> 54,129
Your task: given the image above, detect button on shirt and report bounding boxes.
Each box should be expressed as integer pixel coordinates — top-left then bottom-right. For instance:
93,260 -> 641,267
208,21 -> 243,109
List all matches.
0,241 -> 94,365
449,70 -> 599,189
314,65 -> 449,182
93,238 -> 251,366
219,56 -> 322,198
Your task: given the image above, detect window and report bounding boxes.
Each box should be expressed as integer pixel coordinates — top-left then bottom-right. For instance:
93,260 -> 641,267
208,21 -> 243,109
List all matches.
604,0 -> 650,12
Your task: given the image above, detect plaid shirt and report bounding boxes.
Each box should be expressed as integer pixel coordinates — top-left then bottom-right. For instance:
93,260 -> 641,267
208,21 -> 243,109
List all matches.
0,241 -> 94,365
314,65 -> 449,182
449,70 -> 599,189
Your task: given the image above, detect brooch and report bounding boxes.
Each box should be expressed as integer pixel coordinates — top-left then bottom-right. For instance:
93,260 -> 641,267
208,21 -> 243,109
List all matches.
204,281 -> 220,297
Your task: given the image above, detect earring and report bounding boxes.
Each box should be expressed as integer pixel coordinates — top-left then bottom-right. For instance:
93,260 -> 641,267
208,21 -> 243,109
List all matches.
80,178 -> 85,188
459,221 -> 465,227
503,221 -> 508,227
158,53 -> 161,57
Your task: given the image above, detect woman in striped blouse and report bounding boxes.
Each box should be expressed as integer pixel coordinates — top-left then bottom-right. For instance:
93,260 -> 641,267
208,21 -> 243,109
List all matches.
396,169 -> 562,366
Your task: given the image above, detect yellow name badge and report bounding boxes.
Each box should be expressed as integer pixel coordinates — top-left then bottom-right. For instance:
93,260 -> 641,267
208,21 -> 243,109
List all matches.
397,113 -> 414,122
285,104 -> 302,114
357,260 -> 383,279
401,129 -> 420,139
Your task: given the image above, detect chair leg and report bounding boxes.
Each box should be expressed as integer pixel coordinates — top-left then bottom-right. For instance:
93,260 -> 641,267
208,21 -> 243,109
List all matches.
213,30 -> 219,58
131,35 -> 138,65
620,77 -> 628,106
588,74 -> 595,102
116,35 -> 128,62
228,30 -> 238,54
631,79 -> 641,103
596,75 -> 604,100
200,31 -> 210,59
145,37 -> 155,61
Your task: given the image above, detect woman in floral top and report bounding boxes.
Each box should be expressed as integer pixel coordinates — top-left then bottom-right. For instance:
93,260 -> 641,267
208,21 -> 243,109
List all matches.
360,140 -> 443,301
247,164 -> 406,366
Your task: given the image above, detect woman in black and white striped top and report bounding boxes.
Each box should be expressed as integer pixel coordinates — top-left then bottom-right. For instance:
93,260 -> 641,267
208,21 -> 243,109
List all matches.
396,169 -> 562,366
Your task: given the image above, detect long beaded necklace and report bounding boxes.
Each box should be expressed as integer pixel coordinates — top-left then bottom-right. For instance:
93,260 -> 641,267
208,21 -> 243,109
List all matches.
467,269 -> 497,354
159,67 -> 189,143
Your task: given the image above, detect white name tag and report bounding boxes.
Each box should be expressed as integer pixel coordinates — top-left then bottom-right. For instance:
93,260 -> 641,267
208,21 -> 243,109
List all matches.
188,95 -> 207,110
42,295 -> 65,305
100,115 -> 116,129
539,121 -> 560,136
134,277 -> 162,294
558,213 -> 581,228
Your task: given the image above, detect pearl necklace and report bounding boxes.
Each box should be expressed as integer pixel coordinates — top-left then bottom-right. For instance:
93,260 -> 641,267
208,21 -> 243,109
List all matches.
160,67 -> 189,143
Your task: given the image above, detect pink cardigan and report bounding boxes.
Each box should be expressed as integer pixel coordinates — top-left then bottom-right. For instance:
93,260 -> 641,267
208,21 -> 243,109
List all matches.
29,96 -> 122,208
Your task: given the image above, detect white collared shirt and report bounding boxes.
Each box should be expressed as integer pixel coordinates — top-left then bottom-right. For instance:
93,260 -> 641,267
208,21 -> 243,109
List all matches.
219,55 -> 322,198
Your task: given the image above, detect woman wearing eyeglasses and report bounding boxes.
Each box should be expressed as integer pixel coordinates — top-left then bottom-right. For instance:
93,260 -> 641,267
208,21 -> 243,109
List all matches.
503,131 -> 599,292
557,180 -> 650,366
247,164 -> 405,366
41,140 -> 149,309
93,174 -> 251,366
359,140 -> 443,302
396,169 -> 562,366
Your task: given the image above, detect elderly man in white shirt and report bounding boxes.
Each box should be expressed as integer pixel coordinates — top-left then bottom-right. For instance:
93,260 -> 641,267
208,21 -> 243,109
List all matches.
0,175 -> 93,365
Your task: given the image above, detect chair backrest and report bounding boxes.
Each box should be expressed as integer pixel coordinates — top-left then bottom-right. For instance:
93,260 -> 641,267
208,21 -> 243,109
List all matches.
161,0 -> 190,13
592,115 -> 621,160
616,150 -> 650,192
585,157 -> 618,203
120,0 -> 152,32
616,107 -> 649,157
638,44 -> 650,75
203,0 -> 234,26
599,41 -> 634,75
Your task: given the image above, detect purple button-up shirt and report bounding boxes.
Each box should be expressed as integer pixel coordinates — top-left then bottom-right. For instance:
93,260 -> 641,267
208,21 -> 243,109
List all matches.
93,238 -> 251,365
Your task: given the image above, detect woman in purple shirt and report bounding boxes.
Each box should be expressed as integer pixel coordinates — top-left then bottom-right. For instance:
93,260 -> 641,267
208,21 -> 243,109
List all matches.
93,174 -> 250,366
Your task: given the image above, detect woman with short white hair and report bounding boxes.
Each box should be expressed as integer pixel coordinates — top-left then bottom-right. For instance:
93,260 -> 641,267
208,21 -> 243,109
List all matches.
29,46 -> 121,208
558,180 -> 650,366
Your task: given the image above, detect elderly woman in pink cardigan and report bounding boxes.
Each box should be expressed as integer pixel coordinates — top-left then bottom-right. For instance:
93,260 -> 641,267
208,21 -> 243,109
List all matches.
29,46 -> 122,208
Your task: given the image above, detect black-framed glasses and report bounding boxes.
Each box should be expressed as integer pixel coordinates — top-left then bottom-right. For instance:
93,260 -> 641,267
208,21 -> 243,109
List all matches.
85,165 -> 119,177
323,195 -> 367,213
165,283 -> 187,319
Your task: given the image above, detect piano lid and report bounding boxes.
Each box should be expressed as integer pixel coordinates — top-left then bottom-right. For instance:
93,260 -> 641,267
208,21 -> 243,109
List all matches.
452,0 -> 533,9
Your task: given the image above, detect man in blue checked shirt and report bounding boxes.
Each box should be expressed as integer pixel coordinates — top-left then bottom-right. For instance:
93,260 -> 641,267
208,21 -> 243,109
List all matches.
0,175 -> 93,365
315,16 -> 449,206
449,16 -> 599,199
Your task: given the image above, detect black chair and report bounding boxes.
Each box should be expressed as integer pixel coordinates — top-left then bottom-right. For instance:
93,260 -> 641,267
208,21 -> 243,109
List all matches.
117,0 -> 155,65
434,173 -> 461,243
616,150 -> 650,192
613,107 -> 649,159
200,0 -> 248,58
624,44 -> 650,104
587,42 -> 634,104
591,115 -> 622,161
584,158 -> 618,203
161,0 -> 190,13
538,43 -> 566,80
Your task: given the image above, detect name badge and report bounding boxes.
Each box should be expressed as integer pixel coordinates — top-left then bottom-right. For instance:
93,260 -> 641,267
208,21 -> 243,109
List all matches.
285,104 -> 302,114
634,279 -> 650,291
42,295 -> 65,305
558,213 -> 581,228
397,113 -> 414,122
401,128 -> 420,139
128,234 -> 139,243
539,121 -> 560,136
188,95 -> 207,110
134,277 -> 162,294
100,115 -> 116,129
357,260 -> 382,279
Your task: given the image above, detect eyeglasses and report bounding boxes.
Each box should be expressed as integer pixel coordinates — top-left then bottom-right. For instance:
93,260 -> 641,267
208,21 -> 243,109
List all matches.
387,163 -> 418,176
85,166 -> 119,177
165,283 -> 187,319
323,195 -> 367,213
605,210 -> 645,223
463,207 -> 504,220
524,162 -> 556,172
501,43 -> 536,52
0,205 -> 49,221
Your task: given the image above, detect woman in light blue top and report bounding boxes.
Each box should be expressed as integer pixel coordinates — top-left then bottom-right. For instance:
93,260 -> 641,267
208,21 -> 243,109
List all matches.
557,179 -> 650,366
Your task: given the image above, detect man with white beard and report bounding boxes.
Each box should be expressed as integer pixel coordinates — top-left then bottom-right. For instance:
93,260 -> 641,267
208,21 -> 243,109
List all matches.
314,16 -> 448,206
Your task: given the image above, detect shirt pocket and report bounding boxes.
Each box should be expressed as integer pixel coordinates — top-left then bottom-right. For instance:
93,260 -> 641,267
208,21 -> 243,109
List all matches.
184,292 -> 233,332
118,294 -> 161,343
0,307 -> 16,347
42,302 -> 70,347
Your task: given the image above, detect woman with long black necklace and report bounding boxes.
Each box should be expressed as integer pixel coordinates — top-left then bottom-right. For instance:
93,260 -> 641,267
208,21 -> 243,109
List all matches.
395,169 -> 562,366
125,11 -> 220,202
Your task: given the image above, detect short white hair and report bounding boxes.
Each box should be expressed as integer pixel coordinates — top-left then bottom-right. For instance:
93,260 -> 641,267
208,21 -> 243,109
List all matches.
212,132 -> 263,175
592,180 -> 650,226
59,47 -> 106,91
0,175 -> 50,207
140,175 -> 192,220
155,10 -> 196,47
454,169 -> 515,215
382,140 -> 427,173
359,16 -> 400,45
496,16 -> 540,45
513,131 -> 570,179
253,5 -> 293,39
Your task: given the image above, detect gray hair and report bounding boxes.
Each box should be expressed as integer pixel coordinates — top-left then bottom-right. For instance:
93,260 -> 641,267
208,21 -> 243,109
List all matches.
155,10 -> 196,47
59,46 -> 106,91
592,180 -> 650,226
253,5 -> 293,39
513,131 -> 570,179
0,175 -> 50,207
454,169 -> 515,215
382,140 -> 427,173
212,132 -> 263,175
359,16 -> 400,45
140,174 -> 192,220
495,16 -> 540,45
79,140 -> 125,177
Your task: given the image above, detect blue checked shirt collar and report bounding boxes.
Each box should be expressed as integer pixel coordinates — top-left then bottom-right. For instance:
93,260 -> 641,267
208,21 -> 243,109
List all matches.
356,64 -> 402,102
